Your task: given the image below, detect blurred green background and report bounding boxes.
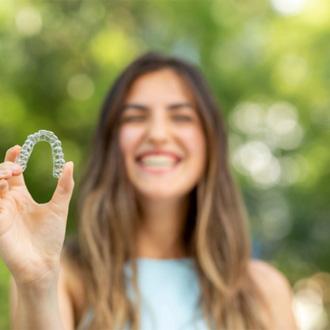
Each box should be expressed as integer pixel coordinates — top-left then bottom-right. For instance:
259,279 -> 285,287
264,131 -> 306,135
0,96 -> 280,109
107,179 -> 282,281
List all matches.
0,0 -> 329,329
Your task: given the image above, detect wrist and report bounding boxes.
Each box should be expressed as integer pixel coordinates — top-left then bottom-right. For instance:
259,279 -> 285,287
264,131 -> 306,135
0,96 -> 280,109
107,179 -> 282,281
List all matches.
15,270 -> 59,299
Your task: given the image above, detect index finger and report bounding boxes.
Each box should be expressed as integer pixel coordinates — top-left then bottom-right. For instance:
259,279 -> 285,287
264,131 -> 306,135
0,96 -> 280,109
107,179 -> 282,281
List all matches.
3,145 -> 26,188
5,145 -> 21,162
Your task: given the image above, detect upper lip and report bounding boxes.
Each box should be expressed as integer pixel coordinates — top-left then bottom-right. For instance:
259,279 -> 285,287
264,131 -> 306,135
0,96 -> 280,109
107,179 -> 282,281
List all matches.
136,150 -> 182,162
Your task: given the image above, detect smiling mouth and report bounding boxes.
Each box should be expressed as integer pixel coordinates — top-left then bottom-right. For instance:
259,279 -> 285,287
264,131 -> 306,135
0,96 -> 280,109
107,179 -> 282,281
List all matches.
135,159 -> 182,174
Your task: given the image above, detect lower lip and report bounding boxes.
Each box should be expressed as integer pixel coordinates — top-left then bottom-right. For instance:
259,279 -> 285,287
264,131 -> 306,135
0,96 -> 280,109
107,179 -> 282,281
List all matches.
136,160 -> 181,174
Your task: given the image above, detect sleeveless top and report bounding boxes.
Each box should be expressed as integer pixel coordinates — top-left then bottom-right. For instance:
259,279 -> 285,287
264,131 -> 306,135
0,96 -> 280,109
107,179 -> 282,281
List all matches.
77,257 -> 210,330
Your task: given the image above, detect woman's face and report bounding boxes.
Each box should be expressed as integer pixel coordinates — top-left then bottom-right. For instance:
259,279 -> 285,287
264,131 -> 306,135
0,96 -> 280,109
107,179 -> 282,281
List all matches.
119,68 -> 206,200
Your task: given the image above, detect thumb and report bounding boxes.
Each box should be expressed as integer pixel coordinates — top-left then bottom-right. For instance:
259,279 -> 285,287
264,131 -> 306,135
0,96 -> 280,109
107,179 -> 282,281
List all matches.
50,161 -> 75,210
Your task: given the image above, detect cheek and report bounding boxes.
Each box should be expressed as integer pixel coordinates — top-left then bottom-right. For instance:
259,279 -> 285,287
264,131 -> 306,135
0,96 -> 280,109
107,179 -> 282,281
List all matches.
180,127 -> 206,161
119,126 -> 143,154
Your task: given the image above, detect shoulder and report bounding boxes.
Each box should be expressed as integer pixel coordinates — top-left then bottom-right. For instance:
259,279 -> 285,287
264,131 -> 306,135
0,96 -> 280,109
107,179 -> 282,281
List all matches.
248,259 -> 298,330
248,259 -> 293,302
249,259 -> 291,289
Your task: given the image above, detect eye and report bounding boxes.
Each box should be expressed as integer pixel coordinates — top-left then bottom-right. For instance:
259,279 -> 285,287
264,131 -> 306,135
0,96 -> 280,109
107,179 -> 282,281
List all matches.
173,115 -> 193,121
121,116 -> 146,122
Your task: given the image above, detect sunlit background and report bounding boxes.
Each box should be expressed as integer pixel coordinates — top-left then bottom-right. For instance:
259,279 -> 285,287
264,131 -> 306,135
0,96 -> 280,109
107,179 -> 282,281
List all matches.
0,0 -> 329,329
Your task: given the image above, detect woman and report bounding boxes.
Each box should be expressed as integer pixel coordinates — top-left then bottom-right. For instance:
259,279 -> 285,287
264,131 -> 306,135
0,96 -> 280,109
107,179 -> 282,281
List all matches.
2,52 -> 297,329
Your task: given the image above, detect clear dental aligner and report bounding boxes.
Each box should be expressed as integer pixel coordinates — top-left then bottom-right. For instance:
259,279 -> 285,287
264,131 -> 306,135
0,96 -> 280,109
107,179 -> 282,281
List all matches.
15,129 -> 65,179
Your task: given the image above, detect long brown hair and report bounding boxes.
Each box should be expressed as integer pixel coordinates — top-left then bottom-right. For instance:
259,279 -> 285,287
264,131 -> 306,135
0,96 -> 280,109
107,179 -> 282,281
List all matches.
69,51 -> 271,329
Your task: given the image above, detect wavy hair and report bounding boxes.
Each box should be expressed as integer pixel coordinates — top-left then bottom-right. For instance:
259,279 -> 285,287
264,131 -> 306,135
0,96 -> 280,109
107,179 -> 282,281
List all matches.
68,51 -> 271,329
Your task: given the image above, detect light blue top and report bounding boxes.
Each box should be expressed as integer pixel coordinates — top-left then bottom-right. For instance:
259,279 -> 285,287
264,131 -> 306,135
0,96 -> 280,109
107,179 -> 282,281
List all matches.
77,258 -> 209,330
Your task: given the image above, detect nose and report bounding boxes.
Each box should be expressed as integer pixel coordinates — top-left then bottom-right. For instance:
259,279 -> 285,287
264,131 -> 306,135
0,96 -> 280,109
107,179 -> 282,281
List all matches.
146,112 -> 170,144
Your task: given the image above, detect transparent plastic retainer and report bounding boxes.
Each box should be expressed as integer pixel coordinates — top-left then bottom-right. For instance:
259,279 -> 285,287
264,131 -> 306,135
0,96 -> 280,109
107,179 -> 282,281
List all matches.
15,130 -> 65,179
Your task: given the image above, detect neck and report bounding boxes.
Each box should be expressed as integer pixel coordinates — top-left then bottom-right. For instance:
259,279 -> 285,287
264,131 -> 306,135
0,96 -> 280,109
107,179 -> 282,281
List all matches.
135,196 -> 189,259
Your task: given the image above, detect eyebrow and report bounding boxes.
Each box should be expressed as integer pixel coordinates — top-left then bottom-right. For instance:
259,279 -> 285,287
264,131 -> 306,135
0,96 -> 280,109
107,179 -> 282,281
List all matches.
121,102 -> 195,112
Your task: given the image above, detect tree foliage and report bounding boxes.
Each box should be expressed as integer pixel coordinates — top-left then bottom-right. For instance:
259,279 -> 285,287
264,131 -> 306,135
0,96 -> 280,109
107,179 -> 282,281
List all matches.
1,0 -> 329,328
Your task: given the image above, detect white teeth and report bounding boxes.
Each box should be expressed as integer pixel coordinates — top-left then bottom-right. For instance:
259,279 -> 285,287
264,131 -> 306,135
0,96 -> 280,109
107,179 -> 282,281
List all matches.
139,155 -> 177,167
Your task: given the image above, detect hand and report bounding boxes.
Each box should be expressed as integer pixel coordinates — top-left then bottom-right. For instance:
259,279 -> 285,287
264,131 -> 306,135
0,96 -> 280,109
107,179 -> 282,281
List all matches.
0,145 -> 75,288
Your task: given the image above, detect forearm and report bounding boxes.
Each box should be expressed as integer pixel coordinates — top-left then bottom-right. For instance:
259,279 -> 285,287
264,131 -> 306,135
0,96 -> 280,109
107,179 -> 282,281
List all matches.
11,278 -> 64,330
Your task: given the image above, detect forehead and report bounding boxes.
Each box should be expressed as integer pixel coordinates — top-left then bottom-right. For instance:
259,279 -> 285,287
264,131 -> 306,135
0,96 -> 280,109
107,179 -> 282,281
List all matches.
124,68 -> 195,104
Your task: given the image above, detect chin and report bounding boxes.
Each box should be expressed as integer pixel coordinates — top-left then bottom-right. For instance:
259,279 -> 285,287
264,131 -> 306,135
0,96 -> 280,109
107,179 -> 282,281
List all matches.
138,191 -> 180,199
134,185 -> 194,201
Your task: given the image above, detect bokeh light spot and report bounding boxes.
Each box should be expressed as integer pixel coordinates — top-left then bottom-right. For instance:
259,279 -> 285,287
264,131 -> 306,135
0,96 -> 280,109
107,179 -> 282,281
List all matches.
67,74 -> 94,101
15,6 -> 42,36
270,0 -> 307,15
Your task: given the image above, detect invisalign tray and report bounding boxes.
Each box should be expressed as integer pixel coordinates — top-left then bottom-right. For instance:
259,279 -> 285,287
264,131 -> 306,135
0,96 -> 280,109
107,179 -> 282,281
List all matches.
15,130 -> 65,179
